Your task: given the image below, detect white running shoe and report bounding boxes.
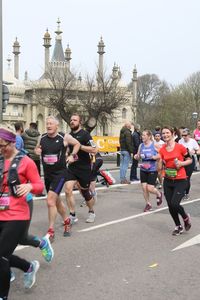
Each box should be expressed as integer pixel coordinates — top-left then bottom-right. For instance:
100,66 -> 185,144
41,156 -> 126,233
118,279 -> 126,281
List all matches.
86,212 -> 96,223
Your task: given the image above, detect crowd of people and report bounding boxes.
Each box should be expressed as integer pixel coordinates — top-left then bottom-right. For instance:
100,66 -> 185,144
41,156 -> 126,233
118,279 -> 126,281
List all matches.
119,121 -> 200,236
1,116 -> 200,299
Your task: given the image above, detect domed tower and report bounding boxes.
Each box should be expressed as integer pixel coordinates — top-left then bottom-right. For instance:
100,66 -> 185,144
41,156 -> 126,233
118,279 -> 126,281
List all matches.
97,36 -> 105,79
51,18 -> 66,68
12,37 -> 20,79
65,44 -> 72,70
43,28 -> 51,73
132,64 -> 138,122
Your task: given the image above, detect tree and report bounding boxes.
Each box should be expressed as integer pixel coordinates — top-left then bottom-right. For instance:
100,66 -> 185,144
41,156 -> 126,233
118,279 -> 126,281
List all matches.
135,74 -> 170,128
34,65 -> 129,132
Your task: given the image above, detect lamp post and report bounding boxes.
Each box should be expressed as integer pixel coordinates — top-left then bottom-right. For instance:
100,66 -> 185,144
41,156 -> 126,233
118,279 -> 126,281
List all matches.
192,112 -> 198,130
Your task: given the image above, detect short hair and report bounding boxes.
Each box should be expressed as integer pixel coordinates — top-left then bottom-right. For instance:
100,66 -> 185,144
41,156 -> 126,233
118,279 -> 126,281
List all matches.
46,115 -> 59,125
29,122 -> 38,130
14,122 -> 23,131
70,113 -> 82,123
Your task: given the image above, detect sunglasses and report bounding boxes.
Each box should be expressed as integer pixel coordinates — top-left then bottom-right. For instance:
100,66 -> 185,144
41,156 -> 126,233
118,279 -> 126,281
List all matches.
182,134 -> 188,137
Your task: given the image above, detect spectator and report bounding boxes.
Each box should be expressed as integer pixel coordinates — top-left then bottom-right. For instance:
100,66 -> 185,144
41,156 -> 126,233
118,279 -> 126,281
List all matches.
14,122 -> 24,151
130,123 -> 141,183
119,121 -> 133,184
22,123 -> 41,175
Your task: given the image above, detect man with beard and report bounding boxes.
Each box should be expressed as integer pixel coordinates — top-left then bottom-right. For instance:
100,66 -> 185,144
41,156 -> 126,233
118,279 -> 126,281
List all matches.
65,114 -> 98,224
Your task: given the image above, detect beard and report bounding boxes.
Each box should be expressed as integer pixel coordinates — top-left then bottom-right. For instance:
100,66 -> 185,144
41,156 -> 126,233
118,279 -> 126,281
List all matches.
70,124 -> 80,132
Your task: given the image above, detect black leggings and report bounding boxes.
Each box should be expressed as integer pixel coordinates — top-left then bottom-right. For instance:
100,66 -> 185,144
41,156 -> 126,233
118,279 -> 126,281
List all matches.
19,200 -> 40,248
185,156 -> 195,194
164,178 -> 188,226
0,220 -> 31,298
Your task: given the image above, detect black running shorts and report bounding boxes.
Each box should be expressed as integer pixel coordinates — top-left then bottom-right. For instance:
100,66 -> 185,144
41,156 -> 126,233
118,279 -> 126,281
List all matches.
140,170 -> 158,186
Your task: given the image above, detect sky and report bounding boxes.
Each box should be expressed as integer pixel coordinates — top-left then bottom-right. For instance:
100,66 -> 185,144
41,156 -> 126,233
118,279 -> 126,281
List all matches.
3,0 -> 200,85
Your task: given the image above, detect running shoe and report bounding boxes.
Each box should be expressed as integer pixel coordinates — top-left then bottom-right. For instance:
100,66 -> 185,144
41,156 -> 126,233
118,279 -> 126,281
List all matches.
158,184 -> 162,189
63,218 -> 71,237
184,214 -> 191,231
24,260 -> 40,289
144,203 -> 152,212
172,225 -> 184,236
156,192 -> 163,207
86,212 -> 96,223
69,215 -> 78,225
46,228 -> 55,243
10,270 -> 15,282
182,194 -> 190,201
40,236 -> 54,263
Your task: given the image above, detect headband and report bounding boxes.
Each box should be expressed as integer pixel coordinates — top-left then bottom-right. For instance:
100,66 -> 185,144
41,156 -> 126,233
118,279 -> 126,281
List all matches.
0,128 -> 16,143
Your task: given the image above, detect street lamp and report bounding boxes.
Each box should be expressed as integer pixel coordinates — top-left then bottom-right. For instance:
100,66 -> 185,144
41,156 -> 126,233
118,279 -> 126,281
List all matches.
192,112 -> 198,129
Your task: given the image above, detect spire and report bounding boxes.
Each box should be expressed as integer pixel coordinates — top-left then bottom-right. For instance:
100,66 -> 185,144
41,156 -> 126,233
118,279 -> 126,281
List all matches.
12,37 -> 20,79
65,44 -> 72,61
43,28 -> 51,48
7,55 -> 11,69
97,36 -> 105,79
97,36 -> 105,55
51,18 -> 65,62
132,64 -> 137,81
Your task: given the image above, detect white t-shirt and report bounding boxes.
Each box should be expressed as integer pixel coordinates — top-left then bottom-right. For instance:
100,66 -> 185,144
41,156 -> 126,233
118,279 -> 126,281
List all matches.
179,138 -> 199,153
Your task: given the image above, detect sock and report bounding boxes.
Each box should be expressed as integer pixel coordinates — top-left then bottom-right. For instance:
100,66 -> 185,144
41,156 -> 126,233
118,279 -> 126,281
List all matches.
70,212 -> 76,217
89,210 -> 94,214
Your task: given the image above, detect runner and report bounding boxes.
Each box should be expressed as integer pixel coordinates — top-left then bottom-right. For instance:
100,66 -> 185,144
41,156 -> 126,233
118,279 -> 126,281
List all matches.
65,114 -> 98,224
153,131 -> 165,189
193,120 -> 200,169
0,126 -> 44,298
35,116 -> 80,241
178,128 -> 200,200
134,130 -> 162,212
158,126 -> 192,235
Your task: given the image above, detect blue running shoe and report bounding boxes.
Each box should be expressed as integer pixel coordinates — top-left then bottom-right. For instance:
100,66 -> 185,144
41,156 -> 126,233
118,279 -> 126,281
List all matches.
24,260 -> 40,289
40,236 -> 54,262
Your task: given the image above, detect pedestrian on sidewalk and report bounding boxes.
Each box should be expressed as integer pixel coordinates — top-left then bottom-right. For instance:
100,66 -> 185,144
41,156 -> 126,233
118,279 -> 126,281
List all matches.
119,121 -> 133,184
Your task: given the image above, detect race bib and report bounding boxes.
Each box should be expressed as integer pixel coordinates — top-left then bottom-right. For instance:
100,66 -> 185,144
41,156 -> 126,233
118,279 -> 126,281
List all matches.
165,168 -> 177,178
43,154 -> 58,165
140,163 -> 151,170
0,193 -> 10,210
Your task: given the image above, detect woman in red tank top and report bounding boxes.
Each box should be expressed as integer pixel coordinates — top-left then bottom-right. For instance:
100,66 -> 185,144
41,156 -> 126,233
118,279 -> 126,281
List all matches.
158,126 -> 192,236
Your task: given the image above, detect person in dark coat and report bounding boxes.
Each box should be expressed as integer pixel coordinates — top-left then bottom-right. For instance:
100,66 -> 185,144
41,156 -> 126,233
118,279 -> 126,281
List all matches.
130,124 -> 141,182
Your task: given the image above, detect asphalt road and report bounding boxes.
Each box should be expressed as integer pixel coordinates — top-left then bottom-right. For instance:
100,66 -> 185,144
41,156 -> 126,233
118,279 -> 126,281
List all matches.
10,171 -> 200,300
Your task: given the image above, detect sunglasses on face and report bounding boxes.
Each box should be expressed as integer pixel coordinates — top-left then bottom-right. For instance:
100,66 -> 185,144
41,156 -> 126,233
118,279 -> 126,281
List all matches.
182,135 -> 188,137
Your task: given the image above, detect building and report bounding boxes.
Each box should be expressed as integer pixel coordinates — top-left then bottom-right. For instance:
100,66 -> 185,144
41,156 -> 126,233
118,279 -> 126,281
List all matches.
3,19 -> 138,135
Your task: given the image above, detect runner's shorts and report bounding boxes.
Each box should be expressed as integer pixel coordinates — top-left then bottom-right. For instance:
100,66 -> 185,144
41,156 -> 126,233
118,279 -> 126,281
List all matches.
140,170 -> 158,186
65,166 -> 91,189
44,170 -> 66,195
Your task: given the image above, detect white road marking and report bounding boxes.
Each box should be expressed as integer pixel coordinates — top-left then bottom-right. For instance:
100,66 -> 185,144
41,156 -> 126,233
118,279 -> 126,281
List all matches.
172,234 -> 200,251
78,197 -> 200,232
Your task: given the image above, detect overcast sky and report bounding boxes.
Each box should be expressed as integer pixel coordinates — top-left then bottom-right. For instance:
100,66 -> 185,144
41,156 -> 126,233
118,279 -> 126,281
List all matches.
3,0 -> 200,85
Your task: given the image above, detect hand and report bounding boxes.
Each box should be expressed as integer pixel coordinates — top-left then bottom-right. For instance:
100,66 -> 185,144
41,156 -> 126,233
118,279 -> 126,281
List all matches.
66,154 -> 76,165
134,154 -> 139,160
17,183 -> 32,196
175,160 -> 182,169
35,145 -> 42,155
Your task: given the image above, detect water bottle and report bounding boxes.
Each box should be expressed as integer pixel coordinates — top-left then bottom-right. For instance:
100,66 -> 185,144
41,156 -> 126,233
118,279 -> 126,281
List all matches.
174,158 -> 178,167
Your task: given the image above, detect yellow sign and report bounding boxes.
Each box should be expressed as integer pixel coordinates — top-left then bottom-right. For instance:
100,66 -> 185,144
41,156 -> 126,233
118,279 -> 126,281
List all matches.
93,136 -> 120,153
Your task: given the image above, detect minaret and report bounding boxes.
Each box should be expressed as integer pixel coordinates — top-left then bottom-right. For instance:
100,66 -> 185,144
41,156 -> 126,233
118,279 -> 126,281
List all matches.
12,37 -> 20,79
51,18 -> 65,65
112,63 -> 119,79
43,28 -> 51,73
97,37 -> 105,79
65,44 -> 72,69
132,65 -> 138,123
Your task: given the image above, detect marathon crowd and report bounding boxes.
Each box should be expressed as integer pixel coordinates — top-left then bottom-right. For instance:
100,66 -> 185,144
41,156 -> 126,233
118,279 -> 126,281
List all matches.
1,115 -> 200,299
